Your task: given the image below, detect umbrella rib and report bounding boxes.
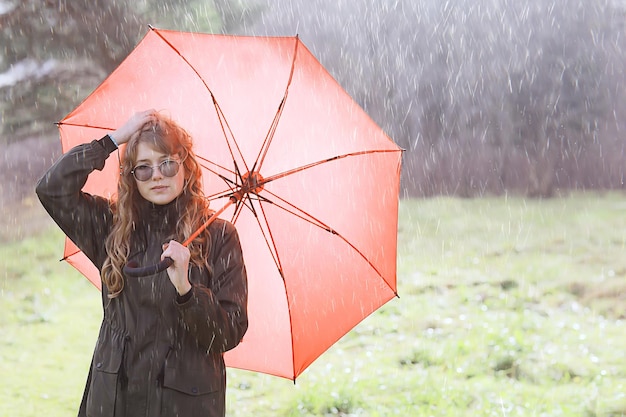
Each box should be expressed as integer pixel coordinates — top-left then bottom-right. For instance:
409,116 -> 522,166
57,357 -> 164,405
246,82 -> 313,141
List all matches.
254,197 -> 298,381
55,122 -> 114,131
210,98 -> 251,174
150,27 -> 250,174
197,156 -> 237,179
231,194 -> 295,378
232,193 -> 257,224
196,158 -> 246,201
253,36 -> 300,174
202,148 -> 400,292
260,188 -> 394,292
240,196 -> 285,281
264,149 -> 401,184
255,201 -> 279,270
60,249 -> 81,262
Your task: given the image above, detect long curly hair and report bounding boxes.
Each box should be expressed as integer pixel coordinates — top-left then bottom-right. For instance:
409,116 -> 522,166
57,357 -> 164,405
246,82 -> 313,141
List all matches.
101,113 -> 211,298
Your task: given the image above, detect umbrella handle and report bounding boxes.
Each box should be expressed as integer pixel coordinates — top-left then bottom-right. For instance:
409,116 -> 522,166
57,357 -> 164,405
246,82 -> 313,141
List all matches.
122,197 -> 237,278
123,257 -> 174,277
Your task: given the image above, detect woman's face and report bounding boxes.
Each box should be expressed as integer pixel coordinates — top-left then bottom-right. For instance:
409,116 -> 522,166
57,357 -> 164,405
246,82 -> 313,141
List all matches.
133,141 -> 186,205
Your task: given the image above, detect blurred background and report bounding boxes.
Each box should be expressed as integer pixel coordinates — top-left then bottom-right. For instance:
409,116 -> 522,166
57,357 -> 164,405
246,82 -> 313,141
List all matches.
2,0 -> 626,218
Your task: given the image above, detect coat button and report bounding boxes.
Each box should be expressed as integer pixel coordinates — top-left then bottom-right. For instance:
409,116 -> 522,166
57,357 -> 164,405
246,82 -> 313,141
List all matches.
191,387 -> 198,394
96,362 -> 102,368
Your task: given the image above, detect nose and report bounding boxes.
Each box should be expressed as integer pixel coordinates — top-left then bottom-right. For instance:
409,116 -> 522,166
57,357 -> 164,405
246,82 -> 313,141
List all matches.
151,165 -> 164,180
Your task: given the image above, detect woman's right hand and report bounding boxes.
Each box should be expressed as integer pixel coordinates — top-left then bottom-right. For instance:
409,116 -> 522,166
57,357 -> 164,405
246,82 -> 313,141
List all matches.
111,109 -> 157,145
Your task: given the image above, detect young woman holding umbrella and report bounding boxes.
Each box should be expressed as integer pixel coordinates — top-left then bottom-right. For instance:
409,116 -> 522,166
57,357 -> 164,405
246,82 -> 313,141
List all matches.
36,110 -> 248,417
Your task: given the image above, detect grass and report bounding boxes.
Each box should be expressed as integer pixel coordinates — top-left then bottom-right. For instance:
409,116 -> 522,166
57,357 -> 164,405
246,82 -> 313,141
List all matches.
1,192 -> 625,416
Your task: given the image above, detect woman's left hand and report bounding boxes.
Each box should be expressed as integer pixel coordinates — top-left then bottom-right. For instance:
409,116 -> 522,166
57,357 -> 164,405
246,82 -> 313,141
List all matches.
162,240 -> 192,296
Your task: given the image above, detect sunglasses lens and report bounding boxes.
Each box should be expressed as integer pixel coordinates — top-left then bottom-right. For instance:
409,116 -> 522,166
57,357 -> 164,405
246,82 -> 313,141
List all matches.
131,160 -> 180,181
160,160 -> 180,177
133,166 -> 153,181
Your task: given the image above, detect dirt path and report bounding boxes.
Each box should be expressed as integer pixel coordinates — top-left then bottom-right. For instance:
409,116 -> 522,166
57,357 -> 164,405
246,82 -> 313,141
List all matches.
0,135 -> 61,242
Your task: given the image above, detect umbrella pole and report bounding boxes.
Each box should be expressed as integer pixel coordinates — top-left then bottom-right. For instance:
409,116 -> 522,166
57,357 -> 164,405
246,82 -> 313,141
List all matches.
182,196 -> 237,246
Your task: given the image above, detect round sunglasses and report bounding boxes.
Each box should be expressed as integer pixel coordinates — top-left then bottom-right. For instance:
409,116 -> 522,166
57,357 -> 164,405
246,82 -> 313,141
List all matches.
131,159 -> 182,182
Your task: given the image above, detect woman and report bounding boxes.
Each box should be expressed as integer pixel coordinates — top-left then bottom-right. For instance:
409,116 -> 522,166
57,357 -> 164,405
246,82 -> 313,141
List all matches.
36,110 -> 248,417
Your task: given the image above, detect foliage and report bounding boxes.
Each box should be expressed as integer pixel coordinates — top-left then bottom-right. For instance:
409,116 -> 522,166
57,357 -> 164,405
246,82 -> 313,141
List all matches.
0,0 -> 234,141
240,0 -> 626,196
2,0 -> 626,195
1,194 -> 625,416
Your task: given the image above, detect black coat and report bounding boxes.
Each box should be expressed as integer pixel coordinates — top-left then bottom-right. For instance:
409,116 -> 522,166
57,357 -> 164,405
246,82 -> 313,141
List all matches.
36,136 -> 248,417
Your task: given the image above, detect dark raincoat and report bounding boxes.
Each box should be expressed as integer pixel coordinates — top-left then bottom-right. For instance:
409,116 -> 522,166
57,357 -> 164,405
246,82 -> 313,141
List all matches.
36,136 -> 248,417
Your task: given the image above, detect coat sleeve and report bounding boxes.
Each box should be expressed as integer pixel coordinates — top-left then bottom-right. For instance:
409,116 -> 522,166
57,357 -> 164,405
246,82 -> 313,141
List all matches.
175,220 -> 248,354
35,136 -> 117,268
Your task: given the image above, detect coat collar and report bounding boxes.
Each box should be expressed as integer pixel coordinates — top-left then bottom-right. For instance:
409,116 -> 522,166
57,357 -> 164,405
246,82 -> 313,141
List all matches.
135,193 -> 189,239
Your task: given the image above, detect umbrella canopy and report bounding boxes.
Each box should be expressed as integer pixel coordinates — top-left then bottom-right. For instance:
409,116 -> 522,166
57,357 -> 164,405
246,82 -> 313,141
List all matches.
58,27 -> 402,381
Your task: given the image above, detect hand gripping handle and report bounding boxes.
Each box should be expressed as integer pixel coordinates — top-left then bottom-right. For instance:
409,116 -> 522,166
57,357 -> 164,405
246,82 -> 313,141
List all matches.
123,257 -> 174,277
122,196 -> 236,278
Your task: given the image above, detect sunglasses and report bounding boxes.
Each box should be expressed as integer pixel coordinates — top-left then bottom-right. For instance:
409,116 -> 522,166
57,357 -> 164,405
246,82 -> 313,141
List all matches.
131,159 -> 182,182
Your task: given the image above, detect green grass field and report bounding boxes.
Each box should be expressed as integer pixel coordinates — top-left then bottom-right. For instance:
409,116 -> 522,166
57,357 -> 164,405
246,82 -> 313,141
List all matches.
1,193 -> 625,416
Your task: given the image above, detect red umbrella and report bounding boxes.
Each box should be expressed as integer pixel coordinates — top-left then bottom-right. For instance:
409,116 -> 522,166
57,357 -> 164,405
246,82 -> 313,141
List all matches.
58,27 -> 402,380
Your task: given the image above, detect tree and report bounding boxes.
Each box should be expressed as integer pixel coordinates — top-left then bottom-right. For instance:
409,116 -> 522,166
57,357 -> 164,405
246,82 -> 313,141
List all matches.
501,0 -> 621,195
3,0 -> 626,195
0,0 -> 144,140
0,0 -> 233,141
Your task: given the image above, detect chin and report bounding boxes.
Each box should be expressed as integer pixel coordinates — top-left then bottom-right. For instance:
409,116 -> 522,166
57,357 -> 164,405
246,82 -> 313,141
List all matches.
151,197 -> 177,205
143,193 -> 177,205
